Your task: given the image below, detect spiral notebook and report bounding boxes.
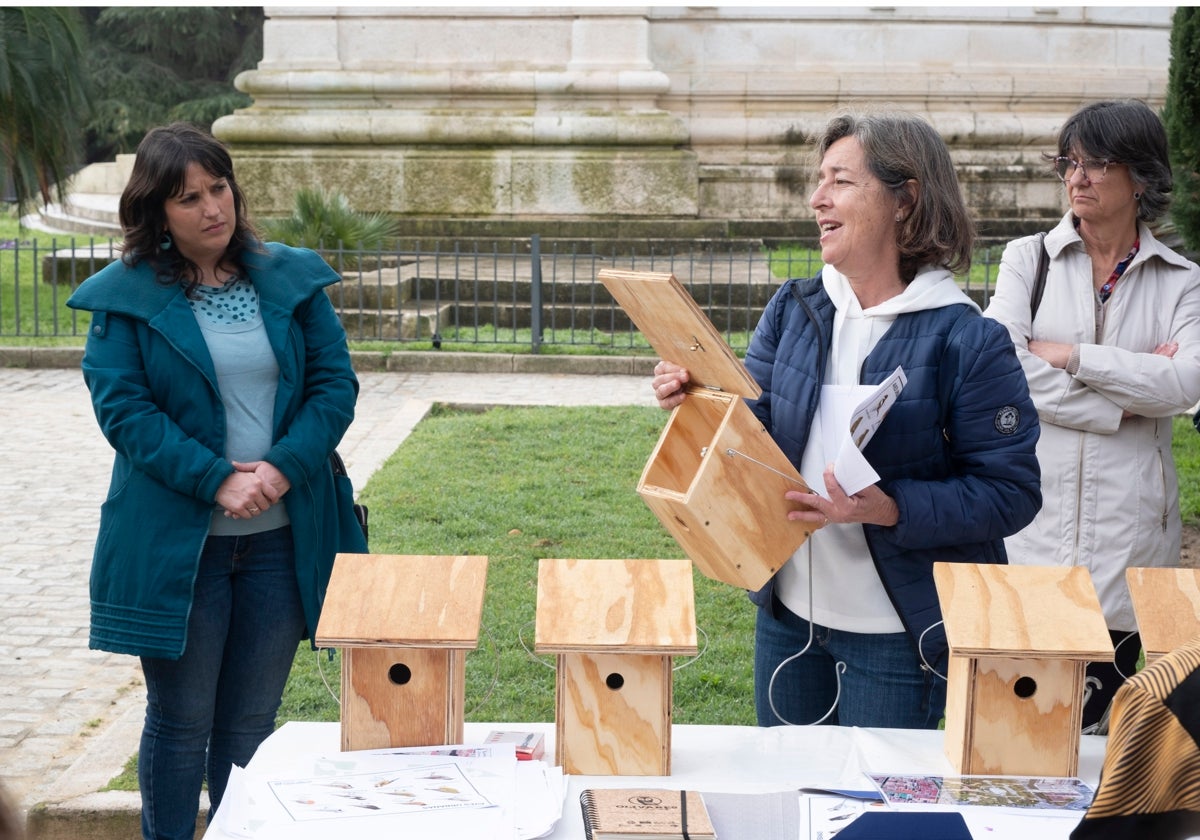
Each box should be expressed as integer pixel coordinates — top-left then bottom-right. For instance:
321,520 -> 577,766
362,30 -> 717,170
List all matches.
580,788 -> 717,840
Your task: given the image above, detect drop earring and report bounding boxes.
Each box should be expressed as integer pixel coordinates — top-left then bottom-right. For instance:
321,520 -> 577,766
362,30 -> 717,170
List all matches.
159,231 -> 173,251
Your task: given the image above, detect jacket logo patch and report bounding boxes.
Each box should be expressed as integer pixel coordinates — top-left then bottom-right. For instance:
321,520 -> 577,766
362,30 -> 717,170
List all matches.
995,406 -> 1020,435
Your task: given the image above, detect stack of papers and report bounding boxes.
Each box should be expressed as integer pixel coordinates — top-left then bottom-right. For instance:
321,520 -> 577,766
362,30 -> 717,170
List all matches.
213,734 -> 565,840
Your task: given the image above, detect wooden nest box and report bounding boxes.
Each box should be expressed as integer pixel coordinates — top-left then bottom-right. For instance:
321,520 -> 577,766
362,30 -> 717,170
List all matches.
314,553 -> 488,751
1126,566 -> 1200,665
534,558 -> 698,775
597,268 -> 815,592
934,562 -> 1113,777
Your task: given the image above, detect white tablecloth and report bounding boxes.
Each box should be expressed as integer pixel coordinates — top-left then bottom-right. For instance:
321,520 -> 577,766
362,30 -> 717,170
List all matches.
205,721 -> 1106,840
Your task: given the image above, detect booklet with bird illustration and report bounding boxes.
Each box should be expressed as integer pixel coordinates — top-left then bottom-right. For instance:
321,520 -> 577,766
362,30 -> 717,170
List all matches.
817,366 -> 907,496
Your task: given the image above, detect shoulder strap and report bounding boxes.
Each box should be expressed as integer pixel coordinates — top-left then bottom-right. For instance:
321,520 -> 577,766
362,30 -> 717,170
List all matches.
1030,231 -> 1050,320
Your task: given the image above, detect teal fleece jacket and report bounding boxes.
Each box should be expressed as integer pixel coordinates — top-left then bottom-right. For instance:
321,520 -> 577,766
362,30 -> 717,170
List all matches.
66,242 -> 363,658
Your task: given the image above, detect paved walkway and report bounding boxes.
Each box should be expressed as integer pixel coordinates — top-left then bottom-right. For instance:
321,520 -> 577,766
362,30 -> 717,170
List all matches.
0,366 -> 655,821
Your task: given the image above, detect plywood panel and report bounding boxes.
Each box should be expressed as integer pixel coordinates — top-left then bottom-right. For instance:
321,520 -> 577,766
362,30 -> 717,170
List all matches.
535,558 -> 698,654
315,554 -> 488,648
555,651 -> 672,775
597,268 -> 760,398
942,655 -> 973,771
1126,567 -> 1200,663
955,657 -> 1084,777
339,646 -> 464,750
934,563 -> 1112,659
639,391 -> 814,591
597,267 -> 814,591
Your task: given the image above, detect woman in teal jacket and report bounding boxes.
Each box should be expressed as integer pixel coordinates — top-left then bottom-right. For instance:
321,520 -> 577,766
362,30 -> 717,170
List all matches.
67,123 -> 365,840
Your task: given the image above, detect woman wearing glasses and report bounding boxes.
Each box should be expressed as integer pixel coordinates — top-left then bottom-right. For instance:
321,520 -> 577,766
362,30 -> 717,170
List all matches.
985,99 -> 1200,729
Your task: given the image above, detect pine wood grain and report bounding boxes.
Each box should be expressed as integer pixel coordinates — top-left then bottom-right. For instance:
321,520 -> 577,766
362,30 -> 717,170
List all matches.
554,652 -> 673,775
597,267 -> 814,591
934,563 -> 1113,659
1127,566 -> 1200,663
597,268 -> 760,398
534,558 -> 698,654
640,391 -> 814,591
315,553 -> 488,648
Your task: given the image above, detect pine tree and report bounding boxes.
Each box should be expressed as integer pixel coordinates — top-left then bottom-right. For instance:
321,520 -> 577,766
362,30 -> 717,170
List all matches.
1165,6 -> 1200,252
82,7 -> 263,162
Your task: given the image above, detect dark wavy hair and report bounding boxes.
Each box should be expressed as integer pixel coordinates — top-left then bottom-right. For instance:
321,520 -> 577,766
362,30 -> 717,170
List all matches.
118,123 -> 259,296
816,111 -> 975,283
1050,99 -> 1172,223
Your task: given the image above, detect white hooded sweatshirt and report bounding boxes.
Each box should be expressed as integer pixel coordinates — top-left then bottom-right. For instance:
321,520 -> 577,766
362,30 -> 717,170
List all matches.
775,264 -> 981,633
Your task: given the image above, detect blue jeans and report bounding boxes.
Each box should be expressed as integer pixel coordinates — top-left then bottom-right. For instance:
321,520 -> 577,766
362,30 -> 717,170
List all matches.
754,593 -> 945,729
139,526 -> 304,840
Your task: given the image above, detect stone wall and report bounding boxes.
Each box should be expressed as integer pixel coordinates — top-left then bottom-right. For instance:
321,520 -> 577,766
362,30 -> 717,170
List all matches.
214,6 -> 1173,241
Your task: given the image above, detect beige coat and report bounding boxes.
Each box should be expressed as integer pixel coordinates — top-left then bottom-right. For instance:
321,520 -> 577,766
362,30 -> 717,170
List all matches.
984,213 -> 1200,630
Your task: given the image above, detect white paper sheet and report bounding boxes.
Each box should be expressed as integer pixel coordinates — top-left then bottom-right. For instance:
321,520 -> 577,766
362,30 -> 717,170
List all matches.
816,366 -> 907,497
213,741 -> 549,840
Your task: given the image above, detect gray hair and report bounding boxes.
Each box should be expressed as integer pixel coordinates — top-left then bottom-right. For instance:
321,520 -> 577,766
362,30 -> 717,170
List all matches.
816,112 -> 975,283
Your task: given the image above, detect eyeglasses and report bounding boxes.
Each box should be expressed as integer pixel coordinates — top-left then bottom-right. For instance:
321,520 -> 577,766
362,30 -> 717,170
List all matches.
1054,156 -> 1115,183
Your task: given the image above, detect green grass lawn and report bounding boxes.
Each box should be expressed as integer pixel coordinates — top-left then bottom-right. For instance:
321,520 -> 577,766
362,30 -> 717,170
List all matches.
1175,414 -> 1200,524
0,209 -> 113,343
279,404 -> 758,728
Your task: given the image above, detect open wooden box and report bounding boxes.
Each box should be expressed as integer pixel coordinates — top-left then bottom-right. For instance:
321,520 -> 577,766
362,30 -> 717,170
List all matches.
535,557 -> 698,775
1126,567 -> 1200,665
314,553 -> 488,751
599,268 -> 814,592
934,562 -> 1113,777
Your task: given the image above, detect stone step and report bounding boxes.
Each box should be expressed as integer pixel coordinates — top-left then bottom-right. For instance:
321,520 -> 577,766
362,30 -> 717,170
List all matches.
40,244 -> 123,285
34,201 -> 122,238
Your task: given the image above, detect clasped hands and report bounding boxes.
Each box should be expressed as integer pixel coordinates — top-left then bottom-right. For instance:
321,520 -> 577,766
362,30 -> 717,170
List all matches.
216,460 -> 291,519
651,360 -> 900,529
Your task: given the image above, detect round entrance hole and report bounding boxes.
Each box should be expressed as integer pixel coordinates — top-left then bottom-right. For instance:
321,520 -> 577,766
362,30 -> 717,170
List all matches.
605,672 -> 625,691
388,663 -> 413,685
1013,676 -> 1037,699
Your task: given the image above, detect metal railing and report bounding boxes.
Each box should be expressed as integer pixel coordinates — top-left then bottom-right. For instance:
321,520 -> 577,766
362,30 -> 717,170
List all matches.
1,234 -> 1005,351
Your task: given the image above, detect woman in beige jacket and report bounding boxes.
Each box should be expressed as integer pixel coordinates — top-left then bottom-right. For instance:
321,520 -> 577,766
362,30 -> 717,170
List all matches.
985,100 -> 1200,730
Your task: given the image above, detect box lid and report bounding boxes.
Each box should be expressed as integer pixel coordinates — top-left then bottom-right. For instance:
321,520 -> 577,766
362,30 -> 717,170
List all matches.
533,558 -> 699,654
933,563 -> 1113,660
1126,567 -> 1200,660
598,268 -> 761,398
314,553 -> 488,648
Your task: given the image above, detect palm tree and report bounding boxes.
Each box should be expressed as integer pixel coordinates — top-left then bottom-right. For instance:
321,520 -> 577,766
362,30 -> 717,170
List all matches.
0,7 -> 90,213
259,188 -> 400,252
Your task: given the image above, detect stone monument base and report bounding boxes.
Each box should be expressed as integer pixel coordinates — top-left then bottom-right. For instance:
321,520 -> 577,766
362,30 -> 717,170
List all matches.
227,145 -> 700,221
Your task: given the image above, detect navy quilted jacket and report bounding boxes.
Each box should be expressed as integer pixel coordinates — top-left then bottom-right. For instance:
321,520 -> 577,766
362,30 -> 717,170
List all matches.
745,275 -> 1042,672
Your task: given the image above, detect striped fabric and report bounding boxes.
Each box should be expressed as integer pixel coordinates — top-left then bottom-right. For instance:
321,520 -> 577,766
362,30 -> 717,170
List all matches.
1071,637 -> 1200,839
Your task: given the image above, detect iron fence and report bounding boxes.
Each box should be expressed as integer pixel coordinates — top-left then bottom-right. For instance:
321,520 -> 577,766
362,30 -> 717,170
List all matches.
1,235 -> 1005,351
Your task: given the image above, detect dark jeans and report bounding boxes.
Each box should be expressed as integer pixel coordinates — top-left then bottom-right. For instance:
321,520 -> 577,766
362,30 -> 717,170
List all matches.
754,593 -> 945,729
138,526 -> 304,840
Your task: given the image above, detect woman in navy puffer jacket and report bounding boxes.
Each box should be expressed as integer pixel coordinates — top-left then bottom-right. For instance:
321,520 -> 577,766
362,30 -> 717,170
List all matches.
652,112 -> 1041,729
